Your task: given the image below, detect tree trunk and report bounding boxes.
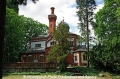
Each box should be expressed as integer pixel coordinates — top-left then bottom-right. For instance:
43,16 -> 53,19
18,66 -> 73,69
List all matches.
86,0 -> 89,68
59,58 -> 67,72
0,0 -> 6,78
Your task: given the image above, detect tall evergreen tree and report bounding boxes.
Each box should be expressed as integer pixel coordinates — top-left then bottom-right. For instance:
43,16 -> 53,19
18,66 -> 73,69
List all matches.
76,0 -> 96,67
76,0 -> 96,50
47,20 -> 70,72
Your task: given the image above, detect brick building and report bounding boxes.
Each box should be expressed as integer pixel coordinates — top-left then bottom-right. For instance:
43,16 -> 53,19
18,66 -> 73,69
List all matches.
20,7 -> 87,67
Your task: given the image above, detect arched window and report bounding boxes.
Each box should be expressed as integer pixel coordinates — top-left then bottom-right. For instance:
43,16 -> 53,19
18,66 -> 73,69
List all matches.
22,55 -> 26,60
74,55 -> 77,61
28,55 -> 32,61
39,54 -> 44,61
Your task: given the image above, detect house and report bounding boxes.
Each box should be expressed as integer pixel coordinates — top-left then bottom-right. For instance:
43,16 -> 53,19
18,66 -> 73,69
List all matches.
20,7 -> 87,67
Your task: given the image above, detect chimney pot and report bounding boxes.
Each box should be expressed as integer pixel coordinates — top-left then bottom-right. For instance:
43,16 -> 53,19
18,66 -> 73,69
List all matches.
51,7 -> 54,14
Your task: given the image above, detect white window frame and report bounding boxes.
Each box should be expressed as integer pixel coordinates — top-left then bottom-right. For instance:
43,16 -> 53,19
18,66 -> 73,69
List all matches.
74,53 -> 78,63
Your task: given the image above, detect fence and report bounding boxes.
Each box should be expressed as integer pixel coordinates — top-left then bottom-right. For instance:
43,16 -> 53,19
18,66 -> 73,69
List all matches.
2,62 -> 58,72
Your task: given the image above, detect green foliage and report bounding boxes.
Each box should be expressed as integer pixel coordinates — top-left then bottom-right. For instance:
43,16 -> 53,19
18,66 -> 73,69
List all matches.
4,7 -> 48,62
60,72 -> 74,76
76,35 -> 84,45
22,17 -> 48,50
90,0 -> 120,72
12,0 -> 38,5
4,7 -> 25,62
74,66 -> 100,76
47,21 -> 70,72
7,0 -> 18,13
114,0 -> 120,17
3,71 -> 74,76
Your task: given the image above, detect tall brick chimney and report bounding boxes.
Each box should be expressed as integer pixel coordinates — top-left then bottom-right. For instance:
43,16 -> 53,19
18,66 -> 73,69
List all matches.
48,7 -> 57,35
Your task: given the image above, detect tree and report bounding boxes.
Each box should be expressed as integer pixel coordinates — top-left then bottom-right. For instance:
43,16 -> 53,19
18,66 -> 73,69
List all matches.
76,0 -> 96,67
114,0 -> 120,17
76,35 -> 84,45
22,17 -> 48,50
47,21 -> 70,72
3,7 -> 48,62
7,0 -> 19,13
0,0 -> 38,78
90,0 -> 120,72
4,7 -> 25,62
0,0 -> 6,78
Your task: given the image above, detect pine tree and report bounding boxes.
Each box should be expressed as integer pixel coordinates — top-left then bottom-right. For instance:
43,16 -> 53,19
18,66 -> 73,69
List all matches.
76,0 -> 96,67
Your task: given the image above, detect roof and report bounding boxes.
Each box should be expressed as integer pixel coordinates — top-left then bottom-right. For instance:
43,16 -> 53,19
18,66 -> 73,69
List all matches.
22,47 -> 45,53
74,45 -> 87,52
31,35 -> 48,39
69,32 -> 78,36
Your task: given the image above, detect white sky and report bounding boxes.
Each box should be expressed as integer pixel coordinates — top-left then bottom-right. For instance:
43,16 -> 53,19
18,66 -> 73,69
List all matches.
19,0 -> 104,35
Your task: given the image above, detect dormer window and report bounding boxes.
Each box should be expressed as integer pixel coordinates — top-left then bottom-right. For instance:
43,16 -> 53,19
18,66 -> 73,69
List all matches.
50,41 -> 56,45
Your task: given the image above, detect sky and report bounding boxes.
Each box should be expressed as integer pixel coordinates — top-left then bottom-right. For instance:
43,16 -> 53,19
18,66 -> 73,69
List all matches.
19,0 -> 104,35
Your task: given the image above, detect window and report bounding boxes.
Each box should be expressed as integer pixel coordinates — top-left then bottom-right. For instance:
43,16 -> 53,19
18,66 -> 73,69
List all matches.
67,38 -> 74,47
83,54 -> 87,61
69,41 -> 74,47
28,55 -> 32,61
74,53 -> 78,63
23,55 -> 26,60
35,44 -> 41,47
50,41 -> 56,45
75,56 -> 77,61
39,54 -> 44,61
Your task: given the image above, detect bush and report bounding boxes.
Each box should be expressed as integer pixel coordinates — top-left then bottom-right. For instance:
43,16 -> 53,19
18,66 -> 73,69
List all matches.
73,66 -> 100,76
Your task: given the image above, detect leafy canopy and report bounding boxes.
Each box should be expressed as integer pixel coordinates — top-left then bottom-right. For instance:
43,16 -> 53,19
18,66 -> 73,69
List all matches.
90,0 -> 120,72
47,21 -> 70,72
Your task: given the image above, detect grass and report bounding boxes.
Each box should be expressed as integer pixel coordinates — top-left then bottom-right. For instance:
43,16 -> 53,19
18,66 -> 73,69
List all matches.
2,71 -> 120,79
2,71 -> 73,76
2,67 -> 120,79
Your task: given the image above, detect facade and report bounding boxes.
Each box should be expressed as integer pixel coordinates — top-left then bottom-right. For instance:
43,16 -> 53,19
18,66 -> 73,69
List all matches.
20,7 -> 87,67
